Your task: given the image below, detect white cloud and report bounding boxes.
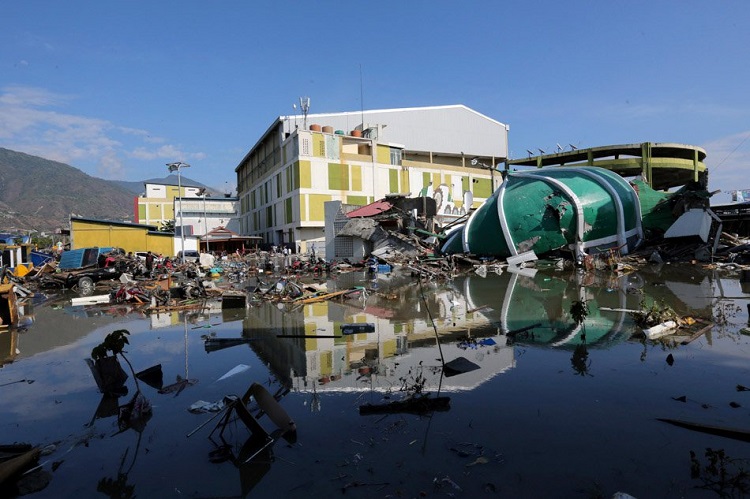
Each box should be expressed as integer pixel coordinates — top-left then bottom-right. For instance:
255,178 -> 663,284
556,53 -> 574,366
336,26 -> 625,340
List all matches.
0,85 -> 69,107
98,151 -> 125,178
0,85 -> 205,181
129,144 -> 186,161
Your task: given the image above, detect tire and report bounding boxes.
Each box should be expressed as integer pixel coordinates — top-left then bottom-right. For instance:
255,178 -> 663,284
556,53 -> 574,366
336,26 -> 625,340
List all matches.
77,277 -> 94,296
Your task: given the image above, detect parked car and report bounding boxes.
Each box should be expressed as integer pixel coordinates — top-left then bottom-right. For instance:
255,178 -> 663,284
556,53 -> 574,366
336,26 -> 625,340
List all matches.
177,250 -> 200,263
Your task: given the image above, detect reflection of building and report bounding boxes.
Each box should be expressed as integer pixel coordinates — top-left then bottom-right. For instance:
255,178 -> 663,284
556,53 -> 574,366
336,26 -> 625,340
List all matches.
242,283 -> 515,395
235,105 -> 509,254
239,268 -> 691,396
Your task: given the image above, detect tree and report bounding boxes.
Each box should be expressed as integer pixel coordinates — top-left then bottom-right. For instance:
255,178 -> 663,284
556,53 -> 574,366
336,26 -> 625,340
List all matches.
160,220 -> 175,233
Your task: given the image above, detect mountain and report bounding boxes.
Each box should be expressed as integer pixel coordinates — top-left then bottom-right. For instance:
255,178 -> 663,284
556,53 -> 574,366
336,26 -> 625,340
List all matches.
0,148 -> 139,232
0,147 -> 232,233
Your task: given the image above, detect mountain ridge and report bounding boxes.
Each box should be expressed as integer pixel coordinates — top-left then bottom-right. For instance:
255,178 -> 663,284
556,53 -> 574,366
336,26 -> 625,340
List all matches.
0,147 -> 219,233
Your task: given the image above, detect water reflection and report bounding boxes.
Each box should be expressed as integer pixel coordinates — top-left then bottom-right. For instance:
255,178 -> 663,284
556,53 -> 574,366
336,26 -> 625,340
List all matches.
3,265 -> 748,497
237,266 -> 724,397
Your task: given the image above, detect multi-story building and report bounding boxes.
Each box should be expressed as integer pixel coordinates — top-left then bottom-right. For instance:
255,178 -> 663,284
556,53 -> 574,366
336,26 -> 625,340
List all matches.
135,181 -> 205,229
135,182 -> 239,237
235,104 -> 509,253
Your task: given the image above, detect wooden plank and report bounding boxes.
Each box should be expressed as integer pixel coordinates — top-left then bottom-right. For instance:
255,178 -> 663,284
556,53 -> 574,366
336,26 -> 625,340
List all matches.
0,448 -> 40,486
71,294 -> 111,306
681,322 -> 715,345
657,418 -> 750,442
244,382 -> 296,435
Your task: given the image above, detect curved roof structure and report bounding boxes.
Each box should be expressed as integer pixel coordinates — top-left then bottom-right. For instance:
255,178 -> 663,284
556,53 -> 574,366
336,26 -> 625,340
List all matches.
507,142 -> 706,190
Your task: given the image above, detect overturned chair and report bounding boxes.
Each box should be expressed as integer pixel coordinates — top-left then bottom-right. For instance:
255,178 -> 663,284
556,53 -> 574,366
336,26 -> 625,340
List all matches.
210,382 -> 297,464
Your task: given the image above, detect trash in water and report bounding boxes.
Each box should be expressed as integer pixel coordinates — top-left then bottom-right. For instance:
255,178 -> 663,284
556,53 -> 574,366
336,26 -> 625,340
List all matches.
217,364 -> 251,381
189,400 -> 226,414
443,357 -> 481,377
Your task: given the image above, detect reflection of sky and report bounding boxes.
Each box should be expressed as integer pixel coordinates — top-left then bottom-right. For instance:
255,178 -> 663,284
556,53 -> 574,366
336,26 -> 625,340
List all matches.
0,308 -> 244,438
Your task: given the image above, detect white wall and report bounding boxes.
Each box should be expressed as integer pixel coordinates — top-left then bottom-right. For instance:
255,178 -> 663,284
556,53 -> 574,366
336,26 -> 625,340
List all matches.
173,236 -> 199,255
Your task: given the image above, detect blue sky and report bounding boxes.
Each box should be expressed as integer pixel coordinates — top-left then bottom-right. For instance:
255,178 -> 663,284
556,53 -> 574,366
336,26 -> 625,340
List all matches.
2,1 -> 748,203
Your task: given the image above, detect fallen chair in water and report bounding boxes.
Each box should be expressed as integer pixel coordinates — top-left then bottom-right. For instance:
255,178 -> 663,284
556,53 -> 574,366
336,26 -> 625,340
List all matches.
210,382 -> 297,463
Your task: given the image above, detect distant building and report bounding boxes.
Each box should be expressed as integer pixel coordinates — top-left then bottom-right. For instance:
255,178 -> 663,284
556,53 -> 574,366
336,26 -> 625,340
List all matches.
135,182 -> 239,237
234,104 -> 509,254
175,196 -> 240,237
135,181 -> 204,228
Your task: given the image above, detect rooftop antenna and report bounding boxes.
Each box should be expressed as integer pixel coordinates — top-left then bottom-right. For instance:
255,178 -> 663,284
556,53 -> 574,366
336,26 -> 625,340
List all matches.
556,143 -> 563,152
538,148 -> 546,155
292,102 -> 298,129
569,143 -> 578,151
526,149 -> 534,157
299,96 -> 310,130
359,64 -> 365,132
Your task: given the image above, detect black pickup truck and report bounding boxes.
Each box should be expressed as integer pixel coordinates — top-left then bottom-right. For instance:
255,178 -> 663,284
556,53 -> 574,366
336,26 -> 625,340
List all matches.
53,247 -> 126,295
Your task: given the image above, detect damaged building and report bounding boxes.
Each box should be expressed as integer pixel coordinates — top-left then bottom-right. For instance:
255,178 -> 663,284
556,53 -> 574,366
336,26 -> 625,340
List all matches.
324,196 -> 438,261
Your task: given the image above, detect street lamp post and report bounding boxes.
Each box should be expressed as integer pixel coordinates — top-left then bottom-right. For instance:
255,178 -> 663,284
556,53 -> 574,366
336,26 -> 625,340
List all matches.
198,187 -> 209,254
167,161 -> 190,261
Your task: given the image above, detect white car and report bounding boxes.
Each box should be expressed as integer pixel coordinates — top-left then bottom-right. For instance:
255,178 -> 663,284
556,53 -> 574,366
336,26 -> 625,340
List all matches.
177,250 -> 200,263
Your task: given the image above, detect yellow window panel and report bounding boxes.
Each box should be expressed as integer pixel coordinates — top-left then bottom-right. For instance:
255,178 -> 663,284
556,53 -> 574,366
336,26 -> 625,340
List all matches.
351,165 -> 362,191
299,160 -> 311,189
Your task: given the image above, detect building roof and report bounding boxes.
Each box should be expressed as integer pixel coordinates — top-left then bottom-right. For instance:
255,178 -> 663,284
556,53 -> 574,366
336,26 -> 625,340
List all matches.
144,179 -> 207,189
286,104 -> 508,159
237,104 -> 509,171
203,226 -> 261,242
70,216 -> 156,230
346,201 -> 393,218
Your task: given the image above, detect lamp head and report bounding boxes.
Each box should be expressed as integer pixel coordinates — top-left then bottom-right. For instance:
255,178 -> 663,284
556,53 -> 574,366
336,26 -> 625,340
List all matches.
166,161 -> 191,172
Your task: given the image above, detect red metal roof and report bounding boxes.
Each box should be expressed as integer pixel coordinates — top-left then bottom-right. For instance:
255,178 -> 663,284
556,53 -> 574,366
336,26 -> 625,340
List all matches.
346,201 -> 392,218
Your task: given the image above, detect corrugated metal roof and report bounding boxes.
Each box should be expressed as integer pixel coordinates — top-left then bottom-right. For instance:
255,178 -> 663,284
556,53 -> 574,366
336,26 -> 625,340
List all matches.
346,201 -> 393,218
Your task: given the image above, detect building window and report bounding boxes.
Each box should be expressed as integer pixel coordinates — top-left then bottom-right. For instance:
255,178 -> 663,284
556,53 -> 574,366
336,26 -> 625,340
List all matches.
390,147 -> 402,166
285,198 -> 293,224
328,163 -> 349,190
315,136 -> 326,157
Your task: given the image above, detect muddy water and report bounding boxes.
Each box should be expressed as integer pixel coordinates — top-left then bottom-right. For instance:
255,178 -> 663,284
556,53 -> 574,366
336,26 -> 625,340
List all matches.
2,264 -> 750,498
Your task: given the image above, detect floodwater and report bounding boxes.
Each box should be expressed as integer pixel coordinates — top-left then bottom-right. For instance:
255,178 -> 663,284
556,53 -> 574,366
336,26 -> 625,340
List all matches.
2,263 -> 750,498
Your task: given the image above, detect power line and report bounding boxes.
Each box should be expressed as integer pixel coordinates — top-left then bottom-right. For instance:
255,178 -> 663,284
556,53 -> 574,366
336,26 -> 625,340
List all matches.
712,132 -> 750,171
